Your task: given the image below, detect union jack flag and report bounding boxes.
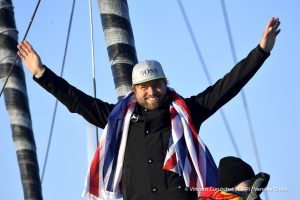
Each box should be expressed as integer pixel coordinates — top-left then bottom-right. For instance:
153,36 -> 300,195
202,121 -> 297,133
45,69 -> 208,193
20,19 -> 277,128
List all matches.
83,89 -> 217,199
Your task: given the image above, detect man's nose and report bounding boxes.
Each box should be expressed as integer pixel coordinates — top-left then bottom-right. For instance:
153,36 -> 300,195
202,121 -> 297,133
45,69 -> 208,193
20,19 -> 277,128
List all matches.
147,86 -> 156,95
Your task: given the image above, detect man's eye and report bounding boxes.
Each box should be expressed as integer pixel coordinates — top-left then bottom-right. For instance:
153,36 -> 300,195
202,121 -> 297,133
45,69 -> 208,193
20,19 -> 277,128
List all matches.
154,83 -> 161,88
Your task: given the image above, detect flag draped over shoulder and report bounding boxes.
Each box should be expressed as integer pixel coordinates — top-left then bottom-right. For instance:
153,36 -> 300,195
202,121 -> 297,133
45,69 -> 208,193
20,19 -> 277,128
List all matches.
83,88 -> 217,200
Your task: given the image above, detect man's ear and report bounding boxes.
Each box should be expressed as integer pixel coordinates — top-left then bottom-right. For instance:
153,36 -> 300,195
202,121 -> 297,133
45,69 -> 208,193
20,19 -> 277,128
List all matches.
164,79 -> 169,85
132,85 -> 136,93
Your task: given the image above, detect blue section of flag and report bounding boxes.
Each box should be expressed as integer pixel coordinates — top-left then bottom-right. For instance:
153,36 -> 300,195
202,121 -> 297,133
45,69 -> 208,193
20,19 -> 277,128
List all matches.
205,146 -> 218,187
102,93 -> 133,190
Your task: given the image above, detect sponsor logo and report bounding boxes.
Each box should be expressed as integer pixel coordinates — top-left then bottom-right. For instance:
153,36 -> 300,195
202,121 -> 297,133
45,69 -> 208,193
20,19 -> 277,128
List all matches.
140,68 -> 158,76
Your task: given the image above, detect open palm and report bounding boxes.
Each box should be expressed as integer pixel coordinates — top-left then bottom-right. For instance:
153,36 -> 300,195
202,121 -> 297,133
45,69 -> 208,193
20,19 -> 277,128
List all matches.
17,40 -> 43,75
260,17 -> 281,52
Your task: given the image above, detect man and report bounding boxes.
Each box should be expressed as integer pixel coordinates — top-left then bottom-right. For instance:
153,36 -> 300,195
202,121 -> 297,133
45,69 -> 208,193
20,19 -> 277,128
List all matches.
17,17 -> 280,200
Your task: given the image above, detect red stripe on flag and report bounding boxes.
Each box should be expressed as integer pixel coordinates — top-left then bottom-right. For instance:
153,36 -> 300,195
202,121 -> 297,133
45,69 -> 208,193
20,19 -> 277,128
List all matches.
163,153 -> 177,170
89,145 -> 101,197
189,170 -> 196,188
170,107 -> 178,119
169,90 -> 204,186
125,102 -> 135,114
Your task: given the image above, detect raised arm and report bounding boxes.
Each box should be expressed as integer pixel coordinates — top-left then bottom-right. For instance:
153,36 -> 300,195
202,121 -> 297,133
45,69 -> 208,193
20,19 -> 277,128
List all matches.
186,17 -> 281,128
17,40 -> 114,128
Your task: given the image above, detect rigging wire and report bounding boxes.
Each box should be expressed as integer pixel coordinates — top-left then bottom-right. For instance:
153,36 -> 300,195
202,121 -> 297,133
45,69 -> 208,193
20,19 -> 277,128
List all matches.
176,0 -> 241,157
41,0 -> 76,183
0,0 -> 41,97
220,1 -> 267,199
220,0 -> 262,170
88,0 -> 99,146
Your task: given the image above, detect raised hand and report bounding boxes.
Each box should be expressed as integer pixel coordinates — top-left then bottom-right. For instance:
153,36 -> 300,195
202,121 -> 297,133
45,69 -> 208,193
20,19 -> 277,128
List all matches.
260,17 -> 281,52
17,40 -> 44,76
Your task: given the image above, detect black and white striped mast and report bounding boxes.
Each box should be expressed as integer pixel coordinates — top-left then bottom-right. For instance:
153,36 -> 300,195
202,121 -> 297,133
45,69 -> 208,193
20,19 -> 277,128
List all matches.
97,0 -> 138,99
0,0 -> 43,199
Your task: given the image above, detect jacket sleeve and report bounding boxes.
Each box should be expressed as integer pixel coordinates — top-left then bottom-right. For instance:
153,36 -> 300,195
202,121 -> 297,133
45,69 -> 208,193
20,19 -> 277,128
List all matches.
185,45 -> 270,129
33,66 -> 115,128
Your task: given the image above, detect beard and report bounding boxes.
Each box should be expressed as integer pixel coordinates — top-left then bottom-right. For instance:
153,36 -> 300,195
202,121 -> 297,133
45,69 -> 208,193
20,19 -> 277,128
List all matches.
137,99 -> 161,110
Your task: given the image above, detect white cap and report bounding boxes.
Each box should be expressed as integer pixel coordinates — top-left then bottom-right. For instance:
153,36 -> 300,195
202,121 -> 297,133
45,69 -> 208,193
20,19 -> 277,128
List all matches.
132,60 -> 166,85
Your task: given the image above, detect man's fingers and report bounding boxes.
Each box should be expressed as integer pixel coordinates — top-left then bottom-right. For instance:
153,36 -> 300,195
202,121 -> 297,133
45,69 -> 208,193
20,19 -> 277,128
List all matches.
272,19 -> 280,32
17,40 -> 37,64
17,44 -> 29,57
267,19 -> 280,36
266,17 -> 275,29
17,50 -> 26,60
275,29 -> 281,37
17,40 -> 35,58
266,17 -> 280,33
23,40 -> 34,52
20,41 -> 31,54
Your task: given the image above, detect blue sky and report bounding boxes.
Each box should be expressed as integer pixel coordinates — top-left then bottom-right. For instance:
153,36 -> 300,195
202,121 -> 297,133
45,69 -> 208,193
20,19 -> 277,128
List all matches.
1,0 -> 299,199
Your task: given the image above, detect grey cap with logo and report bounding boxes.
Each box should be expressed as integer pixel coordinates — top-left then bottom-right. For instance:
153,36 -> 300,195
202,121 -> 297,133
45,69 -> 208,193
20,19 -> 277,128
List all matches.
132,60 -> 166,85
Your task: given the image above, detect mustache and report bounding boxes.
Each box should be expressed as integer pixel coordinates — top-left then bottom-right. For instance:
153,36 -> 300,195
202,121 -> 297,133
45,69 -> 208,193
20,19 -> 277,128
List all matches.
145,95 -> 160,98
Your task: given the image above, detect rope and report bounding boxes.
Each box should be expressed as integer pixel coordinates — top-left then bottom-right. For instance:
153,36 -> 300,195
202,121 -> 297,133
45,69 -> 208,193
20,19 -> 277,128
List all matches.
220,1 -> 267,199
88,0 -> 99,145
220,0 -> 262,170
41,0 -> 76,183
176,0 -> 241,157
0,0 -> 41,97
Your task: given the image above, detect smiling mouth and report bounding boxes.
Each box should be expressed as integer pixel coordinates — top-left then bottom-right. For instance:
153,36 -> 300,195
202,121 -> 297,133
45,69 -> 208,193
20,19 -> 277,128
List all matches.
145,96 -> 159,102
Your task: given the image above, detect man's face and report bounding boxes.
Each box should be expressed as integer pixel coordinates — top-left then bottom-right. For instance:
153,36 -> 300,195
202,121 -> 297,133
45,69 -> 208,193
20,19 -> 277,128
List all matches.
133,79 -> 167,110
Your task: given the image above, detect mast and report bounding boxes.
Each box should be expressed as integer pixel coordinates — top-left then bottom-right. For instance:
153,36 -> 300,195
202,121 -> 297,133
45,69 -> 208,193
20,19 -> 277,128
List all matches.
0,0 -> 43,199
97,0 -> 138,98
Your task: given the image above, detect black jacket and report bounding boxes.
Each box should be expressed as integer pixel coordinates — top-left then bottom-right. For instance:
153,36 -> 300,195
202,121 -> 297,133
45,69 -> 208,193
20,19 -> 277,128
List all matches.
34,45 -> 269,200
